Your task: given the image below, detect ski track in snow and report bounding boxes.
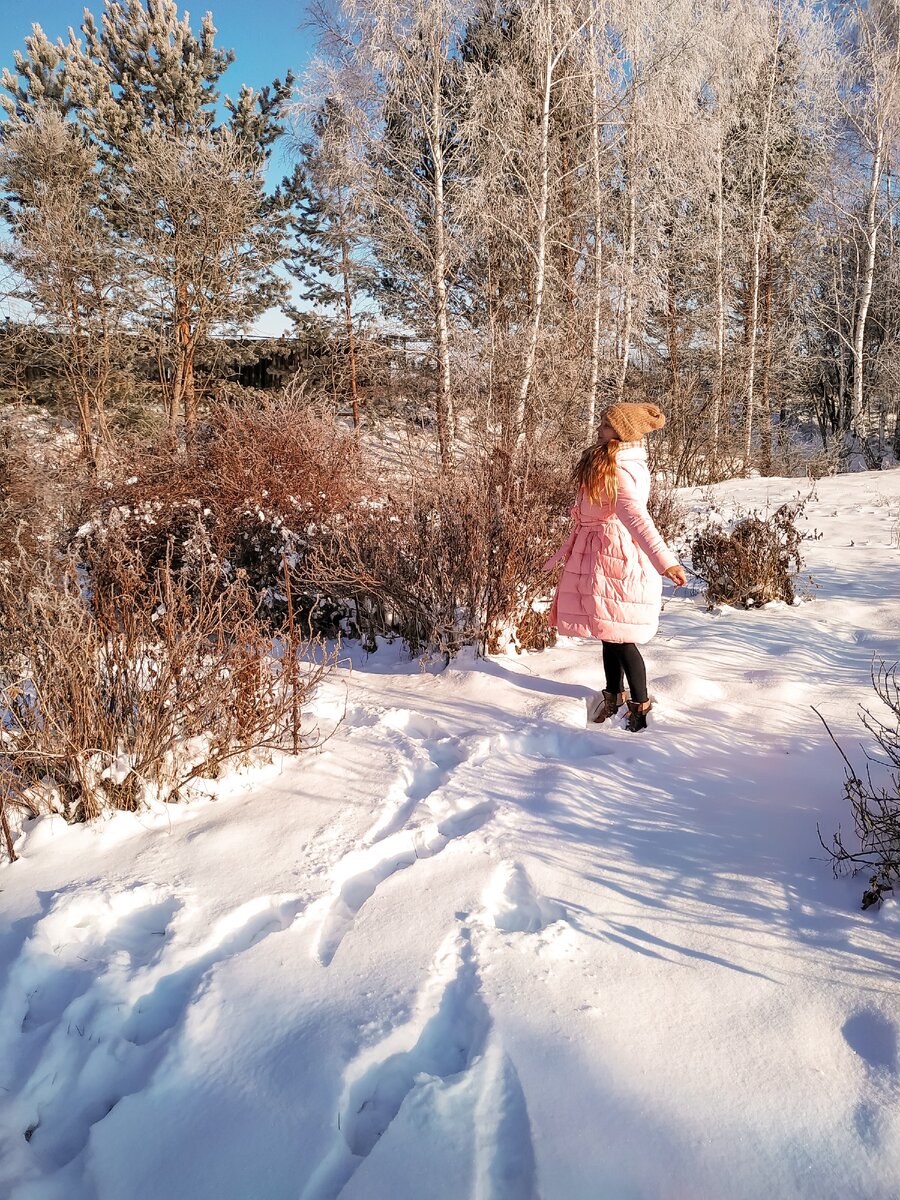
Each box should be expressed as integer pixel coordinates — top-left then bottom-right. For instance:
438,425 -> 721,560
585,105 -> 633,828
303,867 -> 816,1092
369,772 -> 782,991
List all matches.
0,887 -> 305,1175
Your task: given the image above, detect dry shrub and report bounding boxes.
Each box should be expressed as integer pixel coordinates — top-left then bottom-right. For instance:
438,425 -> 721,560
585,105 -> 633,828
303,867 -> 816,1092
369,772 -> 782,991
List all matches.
0,536 -> 332,856
71,396 -> 571,662
204,392 -> 362,516
818,663 -> 900,909
766,439 -> 841,480
77,392 -> 363,622
302,452 -> 570,656
690,501 -> 807,609
647,472 -> 689,547
0,414 -> 88,566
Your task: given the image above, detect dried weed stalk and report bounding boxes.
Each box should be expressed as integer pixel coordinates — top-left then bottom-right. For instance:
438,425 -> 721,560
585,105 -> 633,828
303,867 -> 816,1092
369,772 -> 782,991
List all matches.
817,663 -> 900,910
0,541 -> 332,857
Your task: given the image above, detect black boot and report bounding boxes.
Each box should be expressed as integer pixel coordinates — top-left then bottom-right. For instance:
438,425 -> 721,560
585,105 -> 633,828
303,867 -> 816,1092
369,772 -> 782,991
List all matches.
625,699 -> 652,733
587,690 -> 625,724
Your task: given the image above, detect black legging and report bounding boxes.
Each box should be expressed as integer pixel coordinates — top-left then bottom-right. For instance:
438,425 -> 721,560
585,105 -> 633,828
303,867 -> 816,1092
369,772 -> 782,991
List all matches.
602,641 -> 648,703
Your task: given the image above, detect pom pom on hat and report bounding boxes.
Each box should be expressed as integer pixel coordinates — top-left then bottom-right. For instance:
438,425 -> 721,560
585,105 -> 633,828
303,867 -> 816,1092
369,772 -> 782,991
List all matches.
601,402 -> 666,443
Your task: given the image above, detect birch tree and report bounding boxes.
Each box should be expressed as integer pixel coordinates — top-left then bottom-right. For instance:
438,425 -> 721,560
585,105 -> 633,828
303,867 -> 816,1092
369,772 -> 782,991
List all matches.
838,0 -> 900,441
585,3 -> 613,436
459,0 -> 597,449
331,0 -> 470,469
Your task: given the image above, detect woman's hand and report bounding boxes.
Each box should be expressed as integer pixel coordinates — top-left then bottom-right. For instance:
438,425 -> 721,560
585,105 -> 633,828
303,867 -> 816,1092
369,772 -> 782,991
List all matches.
664,564 -> 688,587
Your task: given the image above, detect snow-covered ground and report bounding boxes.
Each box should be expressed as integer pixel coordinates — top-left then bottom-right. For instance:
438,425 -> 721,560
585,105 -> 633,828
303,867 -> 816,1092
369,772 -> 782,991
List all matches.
2,469 -> 900,1200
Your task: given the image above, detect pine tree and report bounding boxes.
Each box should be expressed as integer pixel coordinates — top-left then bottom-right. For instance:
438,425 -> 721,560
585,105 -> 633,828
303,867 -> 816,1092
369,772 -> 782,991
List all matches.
2,0 -> 294,448
282,98 -> 376,428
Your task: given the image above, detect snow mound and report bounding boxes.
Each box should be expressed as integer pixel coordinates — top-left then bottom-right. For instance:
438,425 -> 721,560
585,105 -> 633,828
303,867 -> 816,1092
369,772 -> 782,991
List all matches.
482,862 -> 565,933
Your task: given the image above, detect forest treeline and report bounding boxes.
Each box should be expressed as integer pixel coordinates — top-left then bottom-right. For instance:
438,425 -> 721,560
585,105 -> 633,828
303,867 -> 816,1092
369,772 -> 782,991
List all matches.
2,0 -> 900,479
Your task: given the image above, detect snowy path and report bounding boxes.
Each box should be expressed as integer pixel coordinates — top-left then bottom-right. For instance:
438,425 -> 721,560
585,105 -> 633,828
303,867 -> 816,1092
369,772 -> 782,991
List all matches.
2,469 -> 900,1200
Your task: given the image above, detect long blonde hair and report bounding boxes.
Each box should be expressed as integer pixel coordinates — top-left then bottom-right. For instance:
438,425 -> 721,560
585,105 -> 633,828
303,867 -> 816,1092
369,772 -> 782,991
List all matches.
573,439 -> 621,506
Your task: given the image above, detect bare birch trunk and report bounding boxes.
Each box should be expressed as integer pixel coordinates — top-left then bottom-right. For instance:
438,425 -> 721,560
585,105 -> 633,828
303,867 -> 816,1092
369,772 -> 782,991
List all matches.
761,235 -> 774,472
714,126 -> 726,458
742,12 -> 780,472
430,48 -> 453,470
666,259 -> 681,401
514,31 -> 553,447
617,113 -> 637,402
587,12 -> 604,438
851,126 -> 884,438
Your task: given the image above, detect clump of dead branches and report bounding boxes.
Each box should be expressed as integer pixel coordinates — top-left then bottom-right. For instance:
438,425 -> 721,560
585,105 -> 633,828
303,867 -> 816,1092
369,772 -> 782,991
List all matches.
817,663 -> 900,910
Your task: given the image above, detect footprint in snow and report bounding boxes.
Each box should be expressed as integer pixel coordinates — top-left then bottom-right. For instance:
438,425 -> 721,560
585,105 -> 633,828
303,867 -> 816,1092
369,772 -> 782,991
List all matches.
379,707 -> 448,741
315,801 -> 496,966
493,727 -> 613,762
365,734 -> 475,847
842,1009 -> 898,1073
2,885 -> 180,1051
842,1008 -> 899,1152
3,889 -> 304,1171
300,927 -> 491,1200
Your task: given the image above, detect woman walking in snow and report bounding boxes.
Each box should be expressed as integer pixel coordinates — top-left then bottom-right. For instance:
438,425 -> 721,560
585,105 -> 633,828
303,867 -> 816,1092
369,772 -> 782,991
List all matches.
543,402 -> 687,733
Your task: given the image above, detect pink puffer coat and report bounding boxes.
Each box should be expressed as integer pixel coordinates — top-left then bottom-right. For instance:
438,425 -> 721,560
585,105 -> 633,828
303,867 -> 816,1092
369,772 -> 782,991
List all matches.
543,444 -> 678,644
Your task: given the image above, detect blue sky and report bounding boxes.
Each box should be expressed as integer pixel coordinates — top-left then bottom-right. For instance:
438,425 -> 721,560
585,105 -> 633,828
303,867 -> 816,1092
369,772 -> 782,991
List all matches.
3,1 -> 321,335
4,1 -> 318,95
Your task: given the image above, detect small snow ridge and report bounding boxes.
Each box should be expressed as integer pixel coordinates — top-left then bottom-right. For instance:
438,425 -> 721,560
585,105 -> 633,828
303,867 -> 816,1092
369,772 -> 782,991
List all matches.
124,893 -> 305,1045
483,863 -> 564,934
315,802 -> 496,966
301,927 -> 491,1200
493,727 -> 613,761
379,708 -> 446,740
474,1043 -> 539,1200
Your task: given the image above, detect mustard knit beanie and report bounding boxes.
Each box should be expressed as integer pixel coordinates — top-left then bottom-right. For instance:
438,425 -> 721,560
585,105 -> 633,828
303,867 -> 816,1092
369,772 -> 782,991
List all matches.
601,402 -> 666,443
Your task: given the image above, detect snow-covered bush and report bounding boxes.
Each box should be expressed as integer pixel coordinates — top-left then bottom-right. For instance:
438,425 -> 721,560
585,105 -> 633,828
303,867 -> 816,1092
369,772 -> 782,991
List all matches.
0,541 -> 332,854
690,501 -> 807,609
820,664 -> 900,910
76,394 -> 363,631
0,413 -> 87,566
59,394 -> 574,659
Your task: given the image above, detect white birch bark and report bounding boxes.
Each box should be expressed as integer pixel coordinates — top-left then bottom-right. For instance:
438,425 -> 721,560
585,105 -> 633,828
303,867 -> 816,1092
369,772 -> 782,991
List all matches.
714,123 -> 726,456
742,6 -> 782,471
616,110 -> 637,402
430,40 -> 454,467
851,126 -> 885,437
587,9 -> 604,437
513,23 -> 553,446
